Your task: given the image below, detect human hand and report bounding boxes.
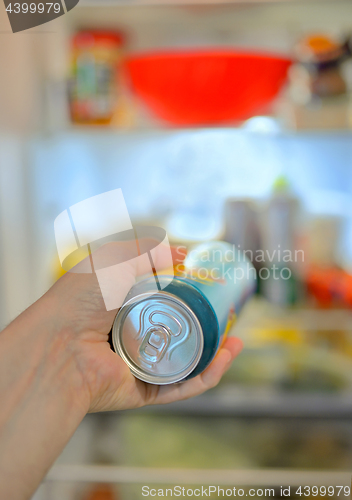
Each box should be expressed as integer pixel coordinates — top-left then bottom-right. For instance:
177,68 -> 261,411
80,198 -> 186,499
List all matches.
45,241 -> 243,414
0,240 -> 244,500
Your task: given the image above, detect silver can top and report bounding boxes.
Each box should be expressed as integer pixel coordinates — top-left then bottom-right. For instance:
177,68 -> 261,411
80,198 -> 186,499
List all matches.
112,291 -> 203,385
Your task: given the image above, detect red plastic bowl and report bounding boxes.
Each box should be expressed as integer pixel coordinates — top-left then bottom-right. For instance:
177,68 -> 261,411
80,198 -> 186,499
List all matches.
125,50 -> 292,126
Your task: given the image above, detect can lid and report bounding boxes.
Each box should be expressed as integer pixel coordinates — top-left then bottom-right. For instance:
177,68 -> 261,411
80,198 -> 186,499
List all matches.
112,291 -> 203,385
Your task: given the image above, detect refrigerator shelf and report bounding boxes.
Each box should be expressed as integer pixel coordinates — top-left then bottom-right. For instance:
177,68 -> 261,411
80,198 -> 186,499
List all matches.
45,464 -> 351,486
126,387 -> 352,419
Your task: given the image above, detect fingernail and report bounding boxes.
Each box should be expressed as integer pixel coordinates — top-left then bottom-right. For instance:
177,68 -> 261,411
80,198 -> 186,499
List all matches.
224,352 -> 233,370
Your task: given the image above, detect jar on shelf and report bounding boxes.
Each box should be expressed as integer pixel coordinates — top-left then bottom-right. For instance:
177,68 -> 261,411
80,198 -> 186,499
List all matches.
278,34 -> 352,130
68,30 -> 125,126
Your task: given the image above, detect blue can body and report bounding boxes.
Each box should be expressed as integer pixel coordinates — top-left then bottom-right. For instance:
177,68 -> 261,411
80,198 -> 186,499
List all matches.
163,241 -> 256,378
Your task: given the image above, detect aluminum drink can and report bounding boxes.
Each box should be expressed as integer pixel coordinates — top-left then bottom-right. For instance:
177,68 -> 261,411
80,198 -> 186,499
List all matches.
112,241 -> 256,385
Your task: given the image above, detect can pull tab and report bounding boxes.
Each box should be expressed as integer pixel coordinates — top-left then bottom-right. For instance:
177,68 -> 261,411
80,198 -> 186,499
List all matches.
139,326 -> 170,364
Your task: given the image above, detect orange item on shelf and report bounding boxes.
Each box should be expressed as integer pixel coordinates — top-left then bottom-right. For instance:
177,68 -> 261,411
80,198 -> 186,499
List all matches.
333,271 -> 352,307
306,265 -> 352,308
295,34 -> 344,62
82,484 -> 119,500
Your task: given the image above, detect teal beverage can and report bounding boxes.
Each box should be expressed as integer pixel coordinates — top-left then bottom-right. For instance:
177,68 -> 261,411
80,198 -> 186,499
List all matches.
112,241 -> 256,384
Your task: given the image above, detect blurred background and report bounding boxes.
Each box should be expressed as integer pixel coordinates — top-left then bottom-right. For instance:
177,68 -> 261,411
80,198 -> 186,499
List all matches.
2,0 -> 352,499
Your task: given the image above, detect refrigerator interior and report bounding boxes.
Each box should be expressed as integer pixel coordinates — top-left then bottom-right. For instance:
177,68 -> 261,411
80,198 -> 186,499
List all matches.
2,1 -> 352,499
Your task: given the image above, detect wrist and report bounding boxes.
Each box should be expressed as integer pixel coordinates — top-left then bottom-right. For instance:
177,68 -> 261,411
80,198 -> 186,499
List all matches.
20,292 -> 91,413
0,293 -> 90,422
0,295 -> 89,499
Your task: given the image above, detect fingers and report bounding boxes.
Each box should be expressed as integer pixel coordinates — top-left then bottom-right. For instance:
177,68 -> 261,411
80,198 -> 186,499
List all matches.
135,239 -> 173,277
170,245 -> 187,265
87,336 -> 243,412
201,336 -> 243,386
96,239 -> 176,311
65,239 -> 174,312
78,238 -> 175,276
151,336 -> 243,406
92,238 -> 174,277
220,336 -> 244,362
